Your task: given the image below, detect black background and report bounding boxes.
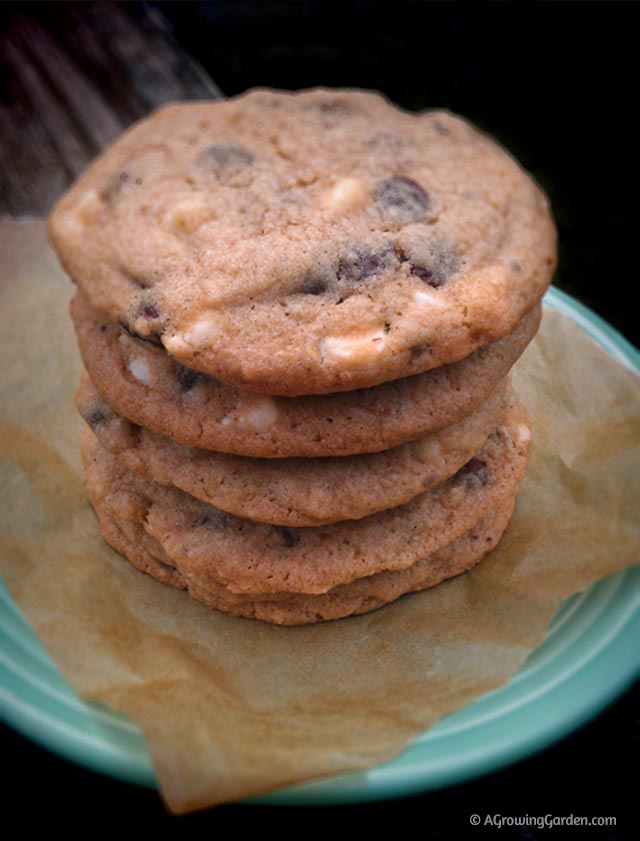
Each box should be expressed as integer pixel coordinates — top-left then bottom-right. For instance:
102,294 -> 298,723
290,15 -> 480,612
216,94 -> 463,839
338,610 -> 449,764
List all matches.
2,1 -> 638,836
160,0 -> 637,345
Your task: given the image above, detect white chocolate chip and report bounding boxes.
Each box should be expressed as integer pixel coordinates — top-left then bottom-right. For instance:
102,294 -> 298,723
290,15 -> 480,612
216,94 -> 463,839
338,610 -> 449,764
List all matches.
412,288 -> 447,308
515,423 -> 531,446
186,316 -> 225,346
322,177 -> 369,214
127,356 -> 154,386
240,398 -> 279,431
164,314 -> 226,355
220,398 -> 279,431
320,329 -> 387,368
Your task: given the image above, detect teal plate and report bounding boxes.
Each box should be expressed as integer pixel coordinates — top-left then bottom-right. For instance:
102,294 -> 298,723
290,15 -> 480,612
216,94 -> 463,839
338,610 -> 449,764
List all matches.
1,287 -> 639,805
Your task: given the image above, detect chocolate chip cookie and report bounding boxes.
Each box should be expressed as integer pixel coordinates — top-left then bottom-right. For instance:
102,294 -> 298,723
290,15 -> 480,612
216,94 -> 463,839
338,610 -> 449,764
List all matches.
50,88 -> 556,396
94,500 -> 515,625
82,394 -> 531,597
77,373 -> 509,526
72,291 -> 539,457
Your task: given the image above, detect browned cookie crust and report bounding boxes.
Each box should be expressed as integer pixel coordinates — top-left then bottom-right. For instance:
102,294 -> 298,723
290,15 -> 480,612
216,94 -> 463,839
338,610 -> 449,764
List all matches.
95,501 -> 515,625
72,291 -> 539,457
50,88 -> 556,396
82,395 -> 530,596
78,373 -> 509,526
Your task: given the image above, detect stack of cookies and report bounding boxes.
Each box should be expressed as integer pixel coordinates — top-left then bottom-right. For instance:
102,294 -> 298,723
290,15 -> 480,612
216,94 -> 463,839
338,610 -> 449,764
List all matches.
48,89 -> 556,625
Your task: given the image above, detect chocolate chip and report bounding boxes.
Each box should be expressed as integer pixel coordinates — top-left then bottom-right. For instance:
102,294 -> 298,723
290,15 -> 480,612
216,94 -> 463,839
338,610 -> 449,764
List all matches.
511,261 -> 522,272
140,303 -> 159,319
292,244 -> 397,302
175,363 -> 204,394
373,176 -> 430,224
335,244 -> 396,299
193,509 -> 232,530
432,120 -> 450,136
296,275 -> 330,296
410,265 -> 436,284
122,299 -> 165,344
270,527 -> 300,549
399,243 -> 459,287
198,142 -> 254,178
410,344 -> 431,363
102,170 -> 131,203
85,408 -> 106,427
458,458 -> 489,487
348,246 -> 394,279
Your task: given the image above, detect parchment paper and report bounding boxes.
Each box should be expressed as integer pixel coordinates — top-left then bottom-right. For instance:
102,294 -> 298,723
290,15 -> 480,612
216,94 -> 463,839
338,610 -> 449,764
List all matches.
1,219 -> 638,813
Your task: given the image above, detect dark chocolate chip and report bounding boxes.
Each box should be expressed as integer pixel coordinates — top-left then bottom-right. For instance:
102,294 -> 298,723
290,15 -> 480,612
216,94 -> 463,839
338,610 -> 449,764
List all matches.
337,244 -> 396,289
140,303 -> 159,319
410,344 -> 431,364
410,264 -> 435,284
373,176 -> 430,224
198,142 -> 254,178
102,170 -> 131,203
410,263 -> 449,288
85,408 -> 106,427
292,243 -> 397,302
511,261 -> 522,272
458,458 -> 490,487
399,243 -> 459,287
432,120 -> 450,136
175,363 -> 204,394
296,275 -> 330,296
122,299 -> 165,344
271,527 -> 300,549
193,509 -> 232,530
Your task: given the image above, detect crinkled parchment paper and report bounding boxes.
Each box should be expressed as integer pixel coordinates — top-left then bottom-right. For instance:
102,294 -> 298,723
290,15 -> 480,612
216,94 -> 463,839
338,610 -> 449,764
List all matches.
1,219 -> 638,813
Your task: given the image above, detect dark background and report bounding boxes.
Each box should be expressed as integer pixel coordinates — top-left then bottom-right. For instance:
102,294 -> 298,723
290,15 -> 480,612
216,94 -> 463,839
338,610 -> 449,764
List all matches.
159,0 -> 637,346
2,1 -> 638,836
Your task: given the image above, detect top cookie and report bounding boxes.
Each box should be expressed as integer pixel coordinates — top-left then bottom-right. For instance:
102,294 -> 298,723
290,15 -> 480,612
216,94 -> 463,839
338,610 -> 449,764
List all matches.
49,88 -> 556,396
